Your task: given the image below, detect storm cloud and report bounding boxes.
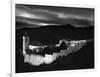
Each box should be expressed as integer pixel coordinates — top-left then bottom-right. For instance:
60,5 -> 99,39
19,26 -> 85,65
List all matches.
16,4 -> 94,28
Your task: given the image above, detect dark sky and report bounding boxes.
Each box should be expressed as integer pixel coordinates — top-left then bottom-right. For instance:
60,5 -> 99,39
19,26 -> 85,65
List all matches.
16,4 -> 94,28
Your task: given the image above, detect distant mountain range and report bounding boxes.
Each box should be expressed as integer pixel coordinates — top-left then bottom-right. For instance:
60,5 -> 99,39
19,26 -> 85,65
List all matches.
16,21 -> 94,30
